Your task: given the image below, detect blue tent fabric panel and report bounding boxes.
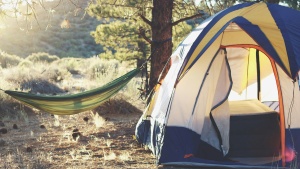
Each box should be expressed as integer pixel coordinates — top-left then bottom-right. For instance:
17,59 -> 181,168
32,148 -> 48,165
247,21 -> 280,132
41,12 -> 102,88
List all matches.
159,126 -> 231,164
232,17 -> 289,75
158,126 -> 202,163
268,4 -> 300,78
181,3 -> 255,75
180,2 -> 300,79
159,126 -> 299,168
285,128 -> 300,165
135,119 -> 151,145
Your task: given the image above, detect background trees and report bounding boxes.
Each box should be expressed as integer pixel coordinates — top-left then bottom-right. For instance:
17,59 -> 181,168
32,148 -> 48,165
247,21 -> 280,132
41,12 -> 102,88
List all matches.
0,0 -> 299,94
88,0 -> 295,92
87,0 -> 204,92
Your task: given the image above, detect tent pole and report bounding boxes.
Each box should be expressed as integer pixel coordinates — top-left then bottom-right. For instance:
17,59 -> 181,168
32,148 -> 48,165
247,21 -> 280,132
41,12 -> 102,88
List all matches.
256,49 -> 261,101
270,59 -> 286,167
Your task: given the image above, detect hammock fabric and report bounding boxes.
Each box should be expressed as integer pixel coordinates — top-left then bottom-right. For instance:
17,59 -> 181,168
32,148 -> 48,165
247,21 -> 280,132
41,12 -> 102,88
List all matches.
5,68 -> 141,115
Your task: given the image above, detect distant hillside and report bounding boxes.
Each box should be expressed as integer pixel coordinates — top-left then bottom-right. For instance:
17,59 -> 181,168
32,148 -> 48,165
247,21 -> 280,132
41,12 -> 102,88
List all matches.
0,0 -> 104,58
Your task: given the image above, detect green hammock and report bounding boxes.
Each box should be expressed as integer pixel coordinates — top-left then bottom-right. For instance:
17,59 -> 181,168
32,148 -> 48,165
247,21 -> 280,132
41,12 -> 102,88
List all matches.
4,68 -> 141,115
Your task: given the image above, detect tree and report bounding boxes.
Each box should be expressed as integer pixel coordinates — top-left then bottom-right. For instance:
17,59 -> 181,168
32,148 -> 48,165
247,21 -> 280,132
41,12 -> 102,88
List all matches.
87,0 -> 204,92
1,0 -> 297,92
281,0 -> 300,9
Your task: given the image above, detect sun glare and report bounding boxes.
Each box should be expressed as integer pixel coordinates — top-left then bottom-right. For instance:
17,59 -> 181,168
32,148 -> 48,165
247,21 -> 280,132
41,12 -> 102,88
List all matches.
0,0 -> 52,11
1,0 -> 18,10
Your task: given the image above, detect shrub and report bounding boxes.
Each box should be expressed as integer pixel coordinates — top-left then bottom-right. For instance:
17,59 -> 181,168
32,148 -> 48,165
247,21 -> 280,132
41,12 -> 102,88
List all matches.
85,57 -> 120,80
27,52 -> 59,63
52,58 -> 84,75
44,66 -> 72,82
0,51 -> 23,68
20,78 -> 65,94
2,66 -> 65,94
18,60 -> 33,68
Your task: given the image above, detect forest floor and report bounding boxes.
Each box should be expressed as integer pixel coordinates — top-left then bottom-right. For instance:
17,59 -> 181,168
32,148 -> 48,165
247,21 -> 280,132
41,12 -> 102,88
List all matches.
0,98 -> 157,169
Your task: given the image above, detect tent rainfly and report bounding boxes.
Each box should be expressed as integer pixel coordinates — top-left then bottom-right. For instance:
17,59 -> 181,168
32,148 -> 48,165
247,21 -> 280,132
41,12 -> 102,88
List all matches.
136,2 -> 300,168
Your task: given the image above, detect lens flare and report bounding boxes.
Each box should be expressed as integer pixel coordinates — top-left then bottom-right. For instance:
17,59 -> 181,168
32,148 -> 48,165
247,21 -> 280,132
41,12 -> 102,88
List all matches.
285,147 -> 296,162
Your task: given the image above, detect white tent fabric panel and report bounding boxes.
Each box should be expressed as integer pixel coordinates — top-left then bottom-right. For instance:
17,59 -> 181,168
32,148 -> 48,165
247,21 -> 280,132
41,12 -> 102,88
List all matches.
277,64 -> 300,128
226,48 -> 274,94
147,15 -> 213,123
167,36 -> 231,154
200,51 -> 231,154
144,54 -> 185,153
229,73 -> 278,102
246,49 -> 274,87
144,20 -> 216,152
226,48 -> 250,93
174,16 -> 216,60
151,54 -> 183,123
261,74 -> 278,102
167,35 -> 223,132
227,48 -> 278,102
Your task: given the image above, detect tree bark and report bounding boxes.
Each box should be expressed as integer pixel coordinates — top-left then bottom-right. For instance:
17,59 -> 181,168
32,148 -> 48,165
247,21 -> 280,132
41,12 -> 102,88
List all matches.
150,0 -> 173,91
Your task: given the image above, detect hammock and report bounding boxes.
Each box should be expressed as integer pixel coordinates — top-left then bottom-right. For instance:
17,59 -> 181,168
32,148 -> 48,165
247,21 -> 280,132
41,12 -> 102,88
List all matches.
4,68 -> 141,115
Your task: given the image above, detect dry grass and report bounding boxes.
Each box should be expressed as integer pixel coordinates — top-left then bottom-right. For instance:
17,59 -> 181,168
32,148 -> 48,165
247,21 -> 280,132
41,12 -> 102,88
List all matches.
0,57 -> 156,168
0,109 -> 156,168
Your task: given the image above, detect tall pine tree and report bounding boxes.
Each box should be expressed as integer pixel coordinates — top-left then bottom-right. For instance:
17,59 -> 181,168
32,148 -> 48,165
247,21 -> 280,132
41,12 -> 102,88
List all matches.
87,0 -> 300,92
87,0 -> 204,91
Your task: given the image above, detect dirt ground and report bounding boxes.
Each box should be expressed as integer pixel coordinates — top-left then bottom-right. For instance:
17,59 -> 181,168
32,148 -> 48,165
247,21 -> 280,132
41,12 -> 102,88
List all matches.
0,99 -> 157,169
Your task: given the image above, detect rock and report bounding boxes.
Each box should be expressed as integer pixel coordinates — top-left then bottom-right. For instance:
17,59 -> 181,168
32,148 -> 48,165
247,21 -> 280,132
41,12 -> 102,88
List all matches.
72,128 -> 81,141
13,124 -> 18,129
40,125 -> 46,129
72,132 -> 81,141
0,139 -> 5,146
0,128 -> 8,134
26,147 -> 33,153
83,117 -> 89,123
0,121 -> 5,127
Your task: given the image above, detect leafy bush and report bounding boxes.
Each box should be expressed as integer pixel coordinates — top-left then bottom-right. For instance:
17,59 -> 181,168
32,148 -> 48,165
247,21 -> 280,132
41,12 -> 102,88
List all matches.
0,51 -> 23,68
27,52 -> 59,63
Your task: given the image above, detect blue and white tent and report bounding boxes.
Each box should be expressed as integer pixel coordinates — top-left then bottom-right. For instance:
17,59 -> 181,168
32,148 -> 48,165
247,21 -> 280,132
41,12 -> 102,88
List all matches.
136,2 -> 300,168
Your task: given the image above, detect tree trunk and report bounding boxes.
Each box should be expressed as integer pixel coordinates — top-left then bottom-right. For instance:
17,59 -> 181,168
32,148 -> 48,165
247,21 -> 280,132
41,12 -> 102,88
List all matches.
150,0 -> 173,91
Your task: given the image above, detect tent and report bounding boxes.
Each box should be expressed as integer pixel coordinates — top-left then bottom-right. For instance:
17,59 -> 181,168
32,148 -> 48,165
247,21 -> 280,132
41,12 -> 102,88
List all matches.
136,2 -> 300,168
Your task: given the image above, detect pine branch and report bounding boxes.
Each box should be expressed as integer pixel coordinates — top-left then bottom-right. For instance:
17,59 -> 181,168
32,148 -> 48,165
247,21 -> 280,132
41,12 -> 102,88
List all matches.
138,27 -> 152,44
172,13 -> 204,26
138,14 -> 152,26
98,2 -> 139,9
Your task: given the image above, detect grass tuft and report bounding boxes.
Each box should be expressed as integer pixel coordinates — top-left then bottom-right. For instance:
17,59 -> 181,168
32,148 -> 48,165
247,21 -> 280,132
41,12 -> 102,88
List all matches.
92,112 -> 106,128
